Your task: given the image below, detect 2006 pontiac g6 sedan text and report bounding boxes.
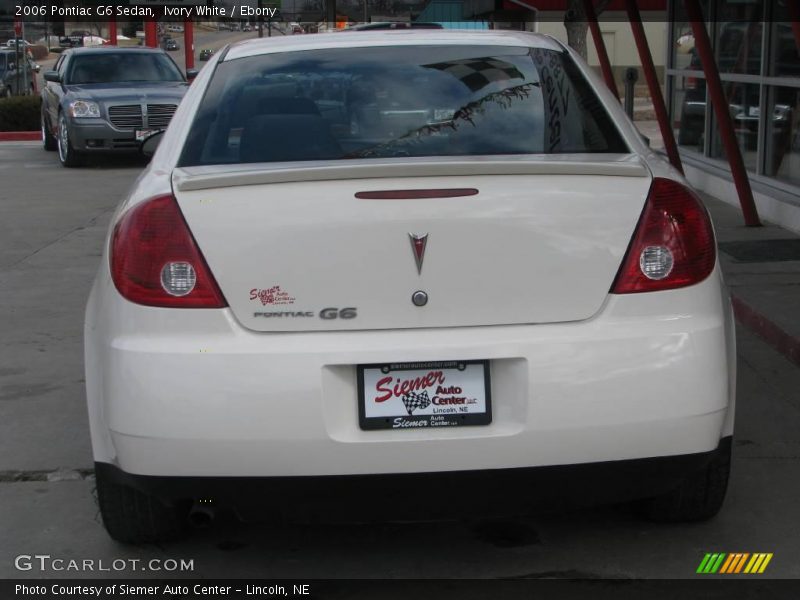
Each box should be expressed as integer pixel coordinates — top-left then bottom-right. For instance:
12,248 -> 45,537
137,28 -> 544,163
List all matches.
85,30 -> 735,542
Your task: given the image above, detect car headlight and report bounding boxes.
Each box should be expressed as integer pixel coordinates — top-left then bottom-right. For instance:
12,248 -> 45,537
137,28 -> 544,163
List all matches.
68,100 -> 101,118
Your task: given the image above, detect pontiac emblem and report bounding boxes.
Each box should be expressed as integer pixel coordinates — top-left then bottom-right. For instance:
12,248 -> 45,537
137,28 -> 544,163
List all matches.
409,233 -> 428,274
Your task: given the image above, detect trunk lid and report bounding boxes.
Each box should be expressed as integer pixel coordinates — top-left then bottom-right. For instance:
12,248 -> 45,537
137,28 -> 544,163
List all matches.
172,156 -> 651,332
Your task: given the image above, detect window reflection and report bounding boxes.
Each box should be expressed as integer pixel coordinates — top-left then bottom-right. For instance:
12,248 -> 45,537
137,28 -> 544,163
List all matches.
765,86 -> 800,186
672,76 -> 706,153
769,19 -> 800,78
709,82 -> 761,173
667,0 -> 800,191
715,4 -> 764,76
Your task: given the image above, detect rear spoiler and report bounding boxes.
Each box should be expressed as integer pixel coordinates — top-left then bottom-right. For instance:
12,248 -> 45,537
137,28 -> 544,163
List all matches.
173,154 -> 649,192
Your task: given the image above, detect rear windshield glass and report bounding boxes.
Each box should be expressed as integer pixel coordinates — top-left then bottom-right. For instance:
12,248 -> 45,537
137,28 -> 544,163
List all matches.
66,53 -> 184,84
179,45 -> 628,166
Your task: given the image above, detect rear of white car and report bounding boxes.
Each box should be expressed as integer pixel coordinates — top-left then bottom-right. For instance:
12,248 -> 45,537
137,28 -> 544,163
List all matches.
85,31 -> 735,542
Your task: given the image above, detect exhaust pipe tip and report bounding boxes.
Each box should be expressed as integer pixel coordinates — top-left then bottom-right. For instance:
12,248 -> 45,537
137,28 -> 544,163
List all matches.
188,502 -> 215,528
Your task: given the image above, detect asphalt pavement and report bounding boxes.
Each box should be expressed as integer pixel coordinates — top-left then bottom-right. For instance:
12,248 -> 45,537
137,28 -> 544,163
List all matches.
1,142 -> 799,580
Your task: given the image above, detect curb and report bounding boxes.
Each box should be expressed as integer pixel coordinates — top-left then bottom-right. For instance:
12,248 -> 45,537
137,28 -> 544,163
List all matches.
0,131 -> 42,141
732,294 -> 800,368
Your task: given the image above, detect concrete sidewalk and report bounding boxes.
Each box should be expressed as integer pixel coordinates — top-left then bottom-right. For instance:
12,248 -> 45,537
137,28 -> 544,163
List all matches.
703,193 -> 800,367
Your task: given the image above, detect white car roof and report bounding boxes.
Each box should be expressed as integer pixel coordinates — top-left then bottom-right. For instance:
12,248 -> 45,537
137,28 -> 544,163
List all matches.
223,30 -> 564,62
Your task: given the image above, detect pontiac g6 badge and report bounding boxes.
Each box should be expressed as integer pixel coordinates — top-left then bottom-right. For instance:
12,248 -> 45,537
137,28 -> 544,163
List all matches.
409,233 -> 428,274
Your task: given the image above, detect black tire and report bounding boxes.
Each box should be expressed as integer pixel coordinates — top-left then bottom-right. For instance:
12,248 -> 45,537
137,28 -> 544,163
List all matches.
96,468 -> 189,543
640,438 -> 731,522
57,113 -> 84,167
42,112 -> 57,151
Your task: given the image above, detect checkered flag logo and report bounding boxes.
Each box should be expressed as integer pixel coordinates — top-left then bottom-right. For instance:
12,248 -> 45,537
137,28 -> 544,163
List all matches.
424,58 -> 524,93
401,390 -> 431,415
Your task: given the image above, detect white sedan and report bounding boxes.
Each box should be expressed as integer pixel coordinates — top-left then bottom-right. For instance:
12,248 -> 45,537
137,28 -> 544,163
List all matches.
85,30 -> 735,542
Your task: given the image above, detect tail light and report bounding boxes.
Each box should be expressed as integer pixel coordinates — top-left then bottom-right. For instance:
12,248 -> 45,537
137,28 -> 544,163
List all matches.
611,178 -> 716,294
111,194 -> 227,308
686,76 -> 697,90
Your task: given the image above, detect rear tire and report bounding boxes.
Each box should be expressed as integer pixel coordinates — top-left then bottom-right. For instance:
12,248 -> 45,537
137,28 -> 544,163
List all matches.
96,468 -> 189,543
640,438 -> 731,522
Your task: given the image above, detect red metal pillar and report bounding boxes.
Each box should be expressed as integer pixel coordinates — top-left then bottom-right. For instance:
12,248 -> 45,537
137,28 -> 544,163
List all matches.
581,0 -> 620,99
144,19 -> 158,48
683,0 -> 760,226
183,17 -> 194,70
625,0 -> 683,174
108,16 -> 117,46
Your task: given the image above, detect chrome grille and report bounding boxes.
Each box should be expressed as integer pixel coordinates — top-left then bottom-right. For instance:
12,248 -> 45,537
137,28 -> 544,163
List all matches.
146,104 -> 177,128
108,104 -> 143,129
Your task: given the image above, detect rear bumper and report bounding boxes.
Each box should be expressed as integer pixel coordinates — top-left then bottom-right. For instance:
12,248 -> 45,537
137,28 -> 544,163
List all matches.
85,266 -> 736,478
96,437 -> 732,517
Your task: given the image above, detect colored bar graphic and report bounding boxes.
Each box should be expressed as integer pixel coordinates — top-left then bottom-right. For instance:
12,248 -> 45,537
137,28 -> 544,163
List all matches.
705,553 -> 720,573
697,554 -> 713,574
701,552 -> 773,574
734,553 -> 750,573
746,554 -> 763,573
711,553 -> 726,573
719,554 -> 736,574
697,553 -> 726,573
758,554 -> 773,573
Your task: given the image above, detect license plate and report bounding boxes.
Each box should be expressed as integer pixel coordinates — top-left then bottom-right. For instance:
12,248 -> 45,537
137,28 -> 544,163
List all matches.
135,129 -> 163,142
358,360 -> 491,430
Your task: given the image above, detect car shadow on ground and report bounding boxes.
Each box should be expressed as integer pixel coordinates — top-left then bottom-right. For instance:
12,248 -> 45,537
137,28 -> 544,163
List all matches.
132,500 -> 649,579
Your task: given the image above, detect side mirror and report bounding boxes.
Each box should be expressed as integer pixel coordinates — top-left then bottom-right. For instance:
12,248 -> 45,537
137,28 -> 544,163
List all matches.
140,130 -> 165,158
43,70 -> 61,83
186,68 -> 199,81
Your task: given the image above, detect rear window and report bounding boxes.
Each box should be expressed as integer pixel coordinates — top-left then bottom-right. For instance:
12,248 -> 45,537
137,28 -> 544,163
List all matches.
179,45 -> 628,167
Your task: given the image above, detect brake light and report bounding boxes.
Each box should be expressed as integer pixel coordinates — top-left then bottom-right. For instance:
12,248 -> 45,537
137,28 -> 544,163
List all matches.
110,195 -> 227,308
611,178 -> 716,294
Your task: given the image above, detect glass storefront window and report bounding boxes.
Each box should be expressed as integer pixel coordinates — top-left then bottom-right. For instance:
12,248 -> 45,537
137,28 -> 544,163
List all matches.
669,0 -> 710,71
672,23 -> 700,71
769,20 -> 800,78
667,2 -> 800,195
765,86 -> 800,186
709,82 -> 761,173
671,75 -> 706,153
715,0 -> 764,75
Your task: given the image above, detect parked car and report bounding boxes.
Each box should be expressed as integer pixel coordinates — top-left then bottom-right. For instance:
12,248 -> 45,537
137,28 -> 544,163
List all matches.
59,31 -> 91,48
40,47 -> 191,167
5,39 -> 34,49
87,31 -> 735,543
199,48 -> 213,61
0,49 -> 37,96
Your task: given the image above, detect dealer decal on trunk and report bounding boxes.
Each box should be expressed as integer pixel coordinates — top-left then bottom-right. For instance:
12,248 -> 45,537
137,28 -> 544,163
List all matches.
249,285 -> 295,305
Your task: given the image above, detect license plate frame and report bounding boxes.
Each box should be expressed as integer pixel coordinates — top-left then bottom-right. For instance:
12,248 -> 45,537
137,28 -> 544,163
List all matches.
357,360 -> 492,431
